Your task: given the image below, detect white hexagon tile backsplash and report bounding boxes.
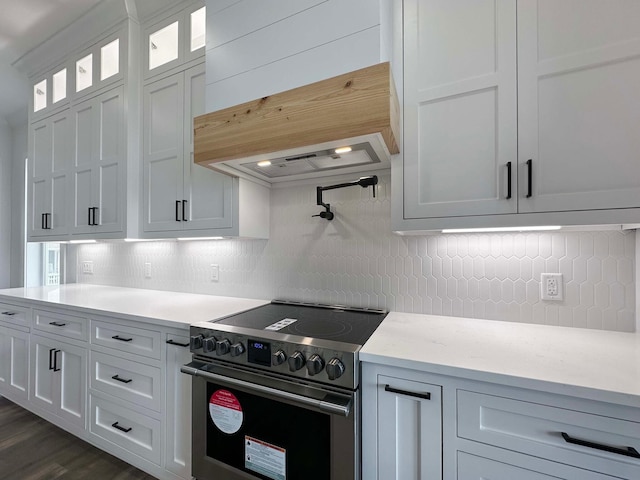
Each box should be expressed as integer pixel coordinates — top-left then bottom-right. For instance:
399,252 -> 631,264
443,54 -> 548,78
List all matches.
75,175 -> 636,331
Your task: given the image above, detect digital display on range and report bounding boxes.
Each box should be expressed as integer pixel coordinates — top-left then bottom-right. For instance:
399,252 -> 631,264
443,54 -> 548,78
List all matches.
247,339 -> 271,366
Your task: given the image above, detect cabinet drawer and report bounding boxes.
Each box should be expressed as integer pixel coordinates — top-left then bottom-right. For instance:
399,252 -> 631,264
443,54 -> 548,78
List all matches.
91,320 -> 161,359
457,451 -> 614,480
0,303 -> 30,327
90,395 -> 161,465
458,390 -> 640,477
90,351 -> 162,411
34,309 -> 87,341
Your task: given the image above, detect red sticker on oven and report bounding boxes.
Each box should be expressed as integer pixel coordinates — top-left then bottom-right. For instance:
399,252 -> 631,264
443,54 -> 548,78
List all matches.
209,389 -> 243,434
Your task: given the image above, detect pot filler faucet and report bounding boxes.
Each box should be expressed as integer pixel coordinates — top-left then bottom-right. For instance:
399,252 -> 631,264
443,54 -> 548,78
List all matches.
313,175 -> 378,220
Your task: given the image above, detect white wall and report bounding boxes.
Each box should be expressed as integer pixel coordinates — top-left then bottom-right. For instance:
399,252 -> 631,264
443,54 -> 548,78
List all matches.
0,120 -> 12,287
74,174 -> 636,332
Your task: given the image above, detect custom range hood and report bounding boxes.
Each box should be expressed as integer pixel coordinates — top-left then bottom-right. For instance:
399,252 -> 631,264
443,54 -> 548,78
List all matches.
193,62 -> 399,184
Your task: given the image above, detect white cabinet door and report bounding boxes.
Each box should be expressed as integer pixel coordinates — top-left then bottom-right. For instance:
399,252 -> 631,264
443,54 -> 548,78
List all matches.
143,73 -> 185,233
517,0 -> 640,213
182,63 -> 234,231
0,326 -> 29,401
403,0 -> 517,219
28,111 -> 71,239
30,334 -> 86,428
165,334 -> 192,479
377,375 -> 442,480
71,86 -> 125,236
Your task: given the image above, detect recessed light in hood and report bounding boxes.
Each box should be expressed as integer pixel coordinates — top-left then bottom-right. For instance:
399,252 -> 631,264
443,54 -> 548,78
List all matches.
193,62 -> 399,184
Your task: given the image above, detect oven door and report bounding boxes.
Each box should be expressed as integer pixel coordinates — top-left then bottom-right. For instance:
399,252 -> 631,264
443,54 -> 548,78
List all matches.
182,360 -> 358,480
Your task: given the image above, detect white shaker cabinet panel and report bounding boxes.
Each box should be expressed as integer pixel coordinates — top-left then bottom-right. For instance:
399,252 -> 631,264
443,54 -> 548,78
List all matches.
0,325 -> 29,402
518,0 -> 640,214
403,0 -> 517,219
182,63 -> 233,231
143,73 -> 184,233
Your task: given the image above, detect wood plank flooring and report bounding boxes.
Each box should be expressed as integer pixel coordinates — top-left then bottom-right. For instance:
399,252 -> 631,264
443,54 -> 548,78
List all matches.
0,396 -> 157,480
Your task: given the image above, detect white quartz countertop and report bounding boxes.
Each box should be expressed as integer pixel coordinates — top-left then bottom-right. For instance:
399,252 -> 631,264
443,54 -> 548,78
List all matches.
0,284 -> 269,328
361,312 -> 640,408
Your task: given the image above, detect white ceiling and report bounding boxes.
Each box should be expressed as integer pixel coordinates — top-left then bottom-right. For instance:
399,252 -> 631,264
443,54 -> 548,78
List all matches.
0,0 -> 104,125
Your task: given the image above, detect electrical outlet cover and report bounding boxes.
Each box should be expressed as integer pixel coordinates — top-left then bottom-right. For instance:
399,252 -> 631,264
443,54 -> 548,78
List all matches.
541,273 -> 563,301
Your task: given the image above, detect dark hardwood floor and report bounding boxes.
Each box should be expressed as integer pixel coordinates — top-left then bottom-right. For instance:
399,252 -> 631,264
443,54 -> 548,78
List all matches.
0,396 -> 158,480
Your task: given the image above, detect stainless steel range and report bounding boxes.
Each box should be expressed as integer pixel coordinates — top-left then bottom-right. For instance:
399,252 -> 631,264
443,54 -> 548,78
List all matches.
181,300 -> 387,480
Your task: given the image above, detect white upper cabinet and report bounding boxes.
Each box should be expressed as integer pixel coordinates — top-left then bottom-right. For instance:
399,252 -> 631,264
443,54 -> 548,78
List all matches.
403,0 -> 517,219
517,0 -> 640,214
144,3 -> 206,79
396,0 -> 640,231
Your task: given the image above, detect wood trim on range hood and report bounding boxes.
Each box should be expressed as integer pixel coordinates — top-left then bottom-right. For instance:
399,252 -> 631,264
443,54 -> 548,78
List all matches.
193,62 -> 400,182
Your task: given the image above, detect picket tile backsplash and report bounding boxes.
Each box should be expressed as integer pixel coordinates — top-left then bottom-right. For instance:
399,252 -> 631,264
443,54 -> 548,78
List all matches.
75,175 -> 636,332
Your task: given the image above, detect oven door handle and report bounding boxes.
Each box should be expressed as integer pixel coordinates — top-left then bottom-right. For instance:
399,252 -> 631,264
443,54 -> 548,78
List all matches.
181,363 -> 352,417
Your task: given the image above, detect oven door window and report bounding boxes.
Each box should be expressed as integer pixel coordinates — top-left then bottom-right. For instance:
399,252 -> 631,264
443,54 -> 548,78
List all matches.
205,381 -> 330,480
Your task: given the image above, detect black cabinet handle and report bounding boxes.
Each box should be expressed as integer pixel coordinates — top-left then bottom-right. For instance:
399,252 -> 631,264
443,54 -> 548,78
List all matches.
384,384 -> 431,400
182,200 -> 187,222
49,321 -> 66,327
93,207 -> 99,225
506,162 -> 512,199
112,374 -> 133,384
166,339 -> 190,347
42,213 -> 52,230
526,159 -> 533,198
53,349 -> 61,372
88,207 -> 92,226
49,348 -> 56,370
175,200 -> 181,221
1,311 -> 16,316
112,335 -> 133,342
111,422 -> 132,433
41,213 -> 45,230
561,432 -> 640,459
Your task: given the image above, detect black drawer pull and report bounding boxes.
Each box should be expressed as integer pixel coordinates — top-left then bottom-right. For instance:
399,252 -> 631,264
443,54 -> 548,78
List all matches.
112,422 -> 132,433
561,432 -> 640,459
49,321 -> 66,327
166,339 -> 190,347
53,350 -> 61,372
1,311 -> 16,316
49,348 -> 56,370
112,335 -> 133,342
526,159 -> 533,198
112,374 -> 133,384
384,384 -> 431,400
506,161 -> 512,199
175,200 -> 181,222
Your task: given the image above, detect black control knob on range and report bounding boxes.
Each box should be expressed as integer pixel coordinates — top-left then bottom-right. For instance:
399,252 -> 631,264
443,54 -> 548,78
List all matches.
202,337 -> 216,353
326,358 -> 346,380
272,350 -> 287,366
216,339 -> 231,356
190,334 -> 203,350
307,354 -> 325,376
230,342 -> 245,357
288,351 -> 306,371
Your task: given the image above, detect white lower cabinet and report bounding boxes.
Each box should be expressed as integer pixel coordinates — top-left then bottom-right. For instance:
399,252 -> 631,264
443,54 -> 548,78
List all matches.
0,324 -> 30,401
30,333 -> 87,428
362,362 -> 640,480
362,364 -> 443,480
164,333 -> 192,479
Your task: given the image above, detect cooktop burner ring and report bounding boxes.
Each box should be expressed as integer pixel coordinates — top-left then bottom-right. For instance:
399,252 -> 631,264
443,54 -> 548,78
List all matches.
288,318 -> 353,338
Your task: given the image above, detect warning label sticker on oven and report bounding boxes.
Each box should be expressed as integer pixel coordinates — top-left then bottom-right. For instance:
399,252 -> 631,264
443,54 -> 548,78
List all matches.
264,318 -> 297,331
245,436 -> 286,480
209,389 -> 243,434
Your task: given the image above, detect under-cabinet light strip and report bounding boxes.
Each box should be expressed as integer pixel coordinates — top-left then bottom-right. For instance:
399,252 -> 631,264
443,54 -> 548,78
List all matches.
442,226 -> 562,234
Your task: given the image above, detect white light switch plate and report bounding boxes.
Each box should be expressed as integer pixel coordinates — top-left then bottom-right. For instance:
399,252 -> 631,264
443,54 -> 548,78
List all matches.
211,264 -> 219,282
144,262 -> 152,279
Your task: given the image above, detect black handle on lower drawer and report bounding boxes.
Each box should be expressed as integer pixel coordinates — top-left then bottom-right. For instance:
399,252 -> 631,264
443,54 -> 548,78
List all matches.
112,422 -> 132,433
384,384 -> 431,400
166,339 -> 190,347
49,321 -> 66,327
112,374 -> 133,384
561,432 -> 640,459
1,311 -> 16,316
112,335 -> 133,342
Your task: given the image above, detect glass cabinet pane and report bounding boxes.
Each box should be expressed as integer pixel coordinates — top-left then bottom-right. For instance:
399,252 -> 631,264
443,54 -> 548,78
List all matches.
76,54 -> 93,92
149,21 -> 179,70
33,80 -> 47,112
52,69 -> 67,104
190,7 -> 206,52
101,38 -> 120,81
